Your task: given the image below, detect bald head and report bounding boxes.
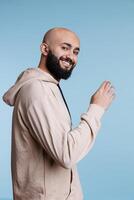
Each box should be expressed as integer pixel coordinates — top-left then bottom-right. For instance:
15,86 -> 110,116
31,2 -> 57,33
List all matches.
42,27 -> 80,46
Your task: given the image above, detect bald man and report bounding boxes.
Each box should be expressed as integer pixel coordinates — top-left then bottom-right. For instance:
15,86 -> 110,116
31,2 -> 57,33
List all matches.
3,27 -> 115,200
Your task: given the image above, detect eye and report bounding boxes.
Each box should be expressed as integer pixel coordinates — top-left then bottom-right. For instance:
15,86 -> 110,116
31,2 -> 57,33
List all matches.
73,51 -> 79,56
61,46 -> 69,51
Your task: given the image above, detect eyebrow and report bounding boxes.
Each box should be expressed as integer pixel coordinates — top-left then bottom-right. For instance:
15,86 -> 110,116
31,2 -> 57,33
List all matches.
61,42 -> 80,51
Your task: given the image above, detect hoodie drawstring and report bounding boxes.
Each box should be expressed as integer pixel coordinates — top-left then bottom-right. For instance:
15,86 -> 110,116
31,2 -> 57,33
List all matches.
57,84 -> 72,120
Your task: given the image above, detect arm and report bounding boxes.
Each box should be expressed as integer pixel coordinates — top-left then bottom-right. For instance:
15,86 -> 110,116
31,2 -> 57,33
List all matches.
26,81 -> 115,169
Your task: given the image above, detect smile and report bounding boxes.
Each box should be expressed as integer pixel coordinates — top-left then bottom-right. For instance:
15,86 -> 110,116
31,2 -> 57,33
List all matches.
60,60 -> 72,68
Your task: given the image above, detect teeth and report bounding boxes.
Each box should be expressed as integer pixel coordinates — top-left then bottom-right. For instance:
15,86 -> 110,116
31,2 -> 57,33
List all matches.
62,60 -> 70,67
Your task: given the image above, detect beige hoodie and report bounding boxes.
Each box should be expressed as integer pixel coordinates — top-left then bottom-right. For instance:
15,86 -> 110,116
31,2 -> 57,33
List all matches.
3,68 -> 104,200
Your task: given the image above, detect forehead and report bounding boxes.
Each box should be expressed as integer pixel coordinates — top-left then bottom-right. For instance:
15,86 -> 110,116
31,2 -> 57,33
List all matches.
51,30 -> 80,48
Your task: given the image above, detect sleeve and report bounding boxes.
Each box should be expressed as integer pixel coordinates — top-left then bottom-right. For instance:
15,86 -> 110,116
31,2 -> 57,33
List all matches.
26,94 -> 104,169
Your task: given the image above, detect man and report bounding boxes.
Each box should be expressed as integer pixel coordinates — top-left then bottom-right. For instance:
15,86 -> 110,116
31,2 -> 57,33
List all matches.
3,27 -> 115,200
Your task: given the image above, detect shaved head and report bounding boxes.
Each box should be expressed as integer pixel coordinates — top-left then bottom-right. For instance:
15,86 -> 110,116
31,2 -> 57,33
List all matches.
42,27 -> 80,46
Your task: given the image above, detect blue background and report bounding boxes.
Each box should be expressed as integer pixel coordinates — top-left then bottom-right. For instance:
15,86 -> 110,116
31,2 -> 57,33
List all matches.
0,0 -> 134,199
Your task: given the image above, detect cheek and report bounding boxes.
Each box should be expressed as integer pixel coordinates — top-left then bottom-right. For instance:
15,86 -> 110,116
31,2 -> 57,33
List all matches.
74,57 -> 78,64
52,48 -> 64,59
55,52 -> 64,60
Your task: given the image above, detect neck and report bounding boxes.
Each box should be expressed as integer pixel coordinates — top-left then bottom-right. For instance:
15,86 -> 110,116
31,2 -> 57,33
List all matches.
38,56 -> 48,72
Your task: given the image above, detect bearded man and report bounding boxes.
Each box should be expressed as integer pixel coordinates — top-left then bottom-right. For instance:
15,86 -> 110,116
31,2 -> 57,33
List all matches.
3,27 -> 115,200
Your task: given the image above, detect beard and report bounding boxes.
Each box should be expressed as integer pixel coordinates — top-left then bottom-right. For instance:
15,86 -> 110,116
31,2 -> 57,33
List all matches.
46,50 -> 75,80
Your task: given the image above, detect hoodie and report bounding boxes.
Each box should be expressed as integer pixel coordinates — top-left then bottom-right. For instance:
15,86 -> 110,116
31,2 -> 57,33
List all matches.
3,68 -> 104,200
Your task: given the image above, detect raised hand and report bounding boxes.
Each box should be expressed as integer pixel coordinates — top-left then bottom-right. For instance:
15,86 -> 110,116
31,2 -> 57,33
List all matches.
90,81 -> 116,110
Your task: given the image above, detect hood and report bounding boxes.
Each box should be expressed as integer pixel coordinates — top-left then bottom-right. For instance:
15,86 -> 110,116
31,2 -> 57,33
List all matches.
3,68 -> 58,106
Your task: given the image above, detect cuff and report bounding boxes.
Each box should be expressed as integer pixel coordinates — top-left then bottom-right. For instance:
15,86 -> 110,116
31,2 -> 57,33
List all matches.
87,104 -> 105,120
81,104 -> 105,135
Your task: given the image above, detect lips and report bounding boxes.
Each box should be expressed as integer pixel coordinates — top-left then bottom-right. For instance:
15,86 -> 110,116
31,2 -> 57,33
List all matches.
60,58 -> 73,68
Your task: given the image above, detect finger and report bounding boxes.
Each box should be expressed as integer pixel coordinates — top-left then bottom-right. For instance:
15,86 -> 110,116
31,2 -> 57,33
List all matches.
99,80 -> 109,91
107,86 -> 115,94
109,91 -> 116,100
104,81 -> 112,91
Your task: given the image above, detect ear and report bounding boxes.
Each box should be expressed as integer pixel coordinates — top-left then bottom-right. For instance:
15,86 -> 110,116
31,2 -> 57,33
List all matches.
40,43 -> 49,56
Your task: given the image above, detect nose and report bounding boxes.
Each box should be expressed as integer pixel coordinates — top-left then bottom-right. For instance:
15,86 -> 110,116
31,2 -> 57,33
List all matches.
66,50 -> 74,61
